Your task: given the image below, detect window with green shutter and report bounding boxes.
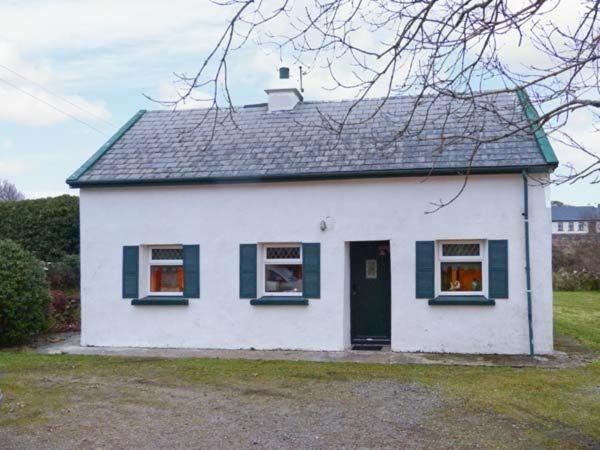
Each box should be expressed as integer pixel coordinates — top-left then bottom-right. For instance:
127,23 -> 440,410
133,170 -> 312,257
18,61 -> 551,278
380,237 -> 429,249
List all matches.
422,240 -> 507,305
242,243 -> 320,303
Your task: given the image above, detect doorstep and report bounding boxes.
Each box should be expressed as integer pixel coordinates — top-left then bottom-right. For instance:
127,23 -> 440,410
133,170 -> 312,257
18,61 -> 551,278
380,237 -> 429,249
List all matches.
32,334 -> 583,368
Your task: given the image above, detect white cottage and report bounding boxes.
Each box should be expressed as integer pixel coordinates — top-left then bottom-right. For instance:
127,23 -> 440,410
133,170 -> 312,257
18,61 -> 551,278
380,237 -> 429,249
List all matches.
67,84 -> 557,355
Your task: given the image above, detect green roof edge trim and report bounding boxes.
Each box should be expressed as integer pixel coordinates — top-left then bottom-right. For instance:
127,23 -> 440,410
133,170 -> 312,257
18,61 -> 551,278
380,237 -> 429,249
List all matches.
516,89 -> 558,166
66,109 -> 147,185
67,164 -> 552,188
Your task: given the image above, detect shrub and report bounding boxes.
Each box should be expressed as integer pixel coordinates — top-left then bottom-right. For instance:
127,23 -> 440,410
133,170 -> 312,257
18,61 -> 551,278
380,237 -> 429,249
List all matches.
0,195 -> 79,261
0,239 -> 50,345
553,268 -> 600,291
46,254 -> 80,290
47,290 -> 80,332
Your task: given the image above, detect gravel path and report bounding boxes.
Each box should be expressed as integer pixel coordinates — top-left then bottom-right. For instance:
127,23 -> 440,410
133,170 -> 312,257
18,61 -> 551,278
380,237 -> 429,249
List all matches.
36,333 -> 584,369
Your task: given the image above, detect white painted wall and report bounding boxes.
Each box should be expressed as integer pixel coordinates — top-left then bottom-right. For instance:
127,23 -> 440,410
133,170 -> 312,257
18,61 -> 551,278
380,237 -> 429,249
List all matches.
79,174 -> 553,354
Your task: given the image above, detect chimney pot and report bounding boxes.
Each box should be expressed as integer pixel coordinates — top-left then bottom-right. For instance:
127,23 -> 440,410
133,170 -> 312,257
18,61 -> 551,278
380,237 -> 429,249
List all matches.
266,66 -> 303,112
279,67 -> 290,79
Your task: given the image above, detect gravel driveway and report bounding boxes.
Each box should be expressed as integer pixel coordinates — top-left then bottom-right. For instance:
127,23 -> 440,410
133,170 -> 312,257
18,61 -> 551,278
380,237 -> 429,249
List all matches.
1,372 -> 533,449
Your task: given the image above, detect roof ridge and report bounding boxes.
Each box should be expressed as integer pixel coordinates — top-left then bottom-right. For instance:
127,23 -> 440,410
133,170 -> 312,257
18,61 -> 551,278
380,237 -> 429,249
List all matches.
141,89 -> 516,114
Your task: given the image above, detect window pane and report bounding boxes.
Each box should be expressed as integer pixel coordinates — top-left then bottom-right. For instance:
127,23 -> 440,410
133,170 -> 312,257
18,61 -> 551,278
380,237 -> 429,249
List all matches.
150,265 -> 184,292
578,222 -> 585,231
265,264 -> 303,293
568,222 -> 574,231
266,246 -> 301,260
152,248 -> 183,260
442,243 -> 480,257
441,262 -> 482,292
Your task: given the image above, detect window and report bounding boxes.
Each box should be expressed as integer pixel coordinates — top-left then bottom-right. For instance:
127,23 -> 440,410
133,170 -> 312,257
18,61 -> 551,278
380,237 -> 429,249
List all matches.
262,244 -> 302,295
568,221 -> 574,231
439,242 -> 484,294
149,246 -> 184,294
557,222 -> 564,232
578,221 -> 586,232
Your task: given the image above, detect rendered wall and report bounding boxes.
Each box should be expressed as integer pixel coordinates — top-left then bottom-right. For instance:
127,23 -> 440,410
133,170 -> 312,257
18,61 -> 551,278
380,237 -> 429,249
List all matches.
79,174 -> 553,354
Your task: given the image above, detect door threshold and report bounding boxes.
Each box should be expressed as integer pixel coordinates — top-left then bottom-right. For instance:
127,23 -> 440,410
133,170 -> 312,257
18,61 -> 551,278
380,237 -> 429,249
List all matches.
352,344 -> 384,351
351,338 -> 391,346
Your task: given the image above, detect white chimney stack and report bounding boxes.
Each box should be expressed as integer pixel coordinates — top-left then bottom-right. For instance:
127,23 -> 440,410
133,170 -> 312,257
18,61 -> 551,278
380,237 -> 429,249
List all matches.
265,66 -> 303,112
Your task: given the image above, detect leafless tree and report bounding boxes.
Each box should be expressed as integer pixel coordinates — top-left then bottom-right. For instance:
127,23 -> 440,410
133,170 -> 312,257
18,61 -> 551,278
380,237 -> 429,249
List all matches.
0,180 -> 25,202
155,0 -> 599,209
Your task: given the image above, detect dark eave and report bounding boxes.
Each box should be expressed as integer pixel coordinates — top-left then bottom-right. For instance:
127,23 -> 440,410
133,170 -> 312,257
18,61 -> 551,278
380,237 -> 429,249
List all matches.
67,164 -> 552,188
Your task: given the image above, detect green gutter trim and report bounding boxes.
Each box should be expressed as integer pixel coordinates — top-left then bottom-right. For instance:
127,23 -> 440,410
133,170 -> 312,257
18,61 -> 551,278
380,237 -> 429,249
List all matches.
516,89 -> 559,166
67,164 -> 553,188
66,110 -> 146,184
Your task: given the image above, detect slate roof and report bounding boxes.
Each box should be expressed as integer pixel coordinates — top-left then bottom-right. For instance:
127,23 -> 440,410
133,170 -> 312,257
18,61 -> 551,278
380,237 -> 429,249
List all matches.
68,92 -> 556,187
552,205 -> 600,221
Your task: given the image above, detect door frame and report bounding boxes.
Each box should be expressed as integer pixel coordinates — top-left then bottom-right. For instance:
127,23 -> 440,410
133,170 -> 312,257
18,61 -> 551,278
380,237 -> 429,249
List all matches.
349,240 -> 392,345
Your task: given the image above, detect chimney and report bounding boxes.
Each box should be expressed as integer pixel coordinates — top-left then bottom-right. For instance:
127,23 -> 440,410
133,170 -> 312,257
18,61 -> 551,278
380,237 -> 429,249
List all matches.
265,66 -> 303,112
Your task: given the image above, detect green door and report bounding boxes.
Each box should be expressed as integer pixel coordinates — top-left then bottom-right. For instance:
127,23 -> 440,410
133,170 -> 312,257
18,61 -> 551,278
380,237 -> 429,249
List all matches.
350,241 -> 391,344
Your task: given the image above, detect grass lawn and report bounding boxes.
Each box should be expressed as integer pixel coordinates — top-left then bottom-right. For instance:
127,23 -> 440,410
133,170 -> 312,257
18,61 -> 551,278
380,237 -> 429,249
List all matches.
0,291 -> 598,449
554,291 -> 600,352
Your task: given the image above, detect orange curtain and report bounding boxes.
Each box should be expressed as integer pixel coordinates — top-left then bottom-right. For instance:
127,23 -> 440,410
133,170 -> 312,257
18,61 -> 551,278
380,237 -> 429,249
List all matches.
151,267 -> 163,292
177,267 -> 184,291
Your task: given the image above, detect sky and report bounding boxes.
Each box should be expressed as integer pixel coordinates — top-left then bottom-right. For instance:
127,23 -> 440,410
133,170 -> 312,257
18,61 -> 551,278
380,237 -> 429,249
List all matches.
0,0 -> 597,205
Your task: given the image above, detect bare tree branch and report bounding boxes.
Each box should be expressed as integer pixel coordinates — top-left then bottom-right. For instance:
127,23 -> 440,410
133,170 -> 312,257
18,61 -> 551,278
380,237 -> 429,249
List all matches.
153,0 -> 600,207
0,180 -> 25,202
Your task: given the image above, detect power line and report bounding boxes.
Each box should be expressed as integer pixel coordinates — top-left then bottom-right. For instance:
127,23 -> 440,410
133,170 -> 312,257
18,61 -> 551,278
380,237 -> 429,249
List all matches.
0,63 -> 115,127
0,76 -> 107,135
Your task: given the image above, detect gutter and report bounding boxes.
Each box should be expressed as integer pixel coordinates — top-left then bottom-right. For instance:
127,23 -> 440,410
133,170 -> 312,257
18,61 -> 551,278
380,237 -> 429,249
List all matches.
522,170 -> 535,355
67,164 -> 553,188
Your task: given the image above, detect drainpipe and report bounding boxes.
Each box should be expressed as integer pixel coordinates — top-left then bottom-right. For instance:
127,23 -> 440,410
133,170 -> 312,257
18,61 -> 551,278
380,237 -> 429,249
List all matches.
522,170 -> 534,355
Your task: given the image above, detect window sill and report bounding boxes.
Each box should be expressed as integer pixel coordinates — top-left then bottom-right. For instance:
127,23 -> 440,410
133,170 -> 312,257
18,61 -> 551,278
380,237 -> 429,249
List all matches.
428,295 -> 495,306
131,296 -> 189,306
250,296 -> 309,306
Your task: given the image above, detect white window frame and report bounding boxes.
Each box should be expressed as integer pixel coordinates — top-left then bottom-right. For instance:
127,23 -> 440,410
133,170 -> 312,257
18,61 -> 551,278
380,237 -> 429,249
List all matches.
435,240 -> 487,297
557,222 -> 564,232
568,221 -> 575,232
260,243 -> 303,297
148,245 -> 184,296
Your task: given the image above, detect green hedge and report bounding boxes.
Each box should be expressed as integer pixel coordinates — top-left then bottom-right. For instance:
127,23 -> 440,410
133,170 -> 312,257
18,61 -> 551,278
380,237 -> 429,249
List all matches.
0,195 -> 79,261
0,239 -> 50,345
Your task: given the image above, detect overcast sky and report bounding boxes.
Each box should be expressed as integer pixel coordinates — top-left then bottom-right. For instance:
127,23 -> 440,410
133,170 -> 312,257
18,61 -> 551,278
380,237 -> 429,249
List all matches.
0,0 -> 597,205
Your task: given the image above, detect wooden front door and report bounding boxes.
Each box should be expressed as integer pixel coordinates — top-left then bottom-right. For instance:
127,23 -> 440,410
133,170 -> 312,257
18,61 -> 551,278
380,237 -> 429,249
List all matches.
350,241 -> 391,344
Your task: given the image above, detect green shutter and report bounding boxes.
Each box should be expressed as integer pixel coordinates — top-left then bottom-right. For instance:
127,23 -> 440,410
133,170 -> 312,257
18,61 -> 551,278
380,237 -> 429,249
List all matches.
183,245 -> 200,298
239,244 -> 257,298
122,246 -> 139,298
302,243 -> 320,298
416,241 -> 435,298
488,240 -> 508,299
